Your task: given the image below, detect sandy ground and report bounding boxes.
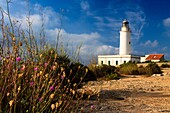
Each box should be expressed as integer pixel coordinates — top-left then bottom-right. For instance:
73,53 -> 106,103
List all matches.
78,68 -> 170,113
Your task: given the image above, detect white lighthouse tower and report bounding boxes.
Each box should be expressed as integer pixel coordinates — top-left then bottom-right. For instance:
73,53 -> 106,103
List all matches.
119,19 -> 131,55
98,19 -> 140,66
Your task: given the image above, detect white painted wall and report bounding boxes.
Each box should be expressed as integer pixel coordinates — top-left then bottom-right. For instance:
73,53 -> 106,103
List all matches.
98,55 -> 140,66
119,20 -> 131,55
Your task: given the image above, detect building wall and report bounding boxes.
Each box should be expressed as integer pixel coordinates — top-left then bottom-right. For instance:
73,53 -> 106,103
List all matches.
98,55 -> 140,66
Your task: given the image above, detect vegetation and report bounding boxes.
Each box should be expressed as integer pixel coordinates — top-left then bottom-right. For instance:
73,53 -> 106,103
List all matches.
161,63 -> 170,68
88,64 -> 120,80
0,1 -> 96,113
119,62 -> 162,76
145,62 -> 162,76
119,62 -> 139,75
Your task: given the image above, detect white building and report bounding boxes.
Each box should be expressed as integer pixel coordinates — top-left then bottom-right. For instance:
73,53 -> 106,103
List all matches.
98,20 -> 140,66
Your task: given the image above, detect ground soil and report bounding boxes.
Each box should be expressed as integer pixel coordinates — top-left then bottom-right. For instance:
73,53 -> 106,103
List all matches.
78,68 -> 170,113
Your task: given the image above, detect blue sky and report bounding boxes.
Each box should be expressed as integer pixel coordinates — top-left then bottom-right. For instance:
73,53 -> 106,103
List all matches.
1,0 -> 170,64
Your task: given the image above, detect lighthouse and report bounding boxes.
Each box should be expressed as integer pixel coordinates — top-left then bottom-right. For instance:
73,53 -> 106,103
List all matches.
119,19 -> 131,55
98,19 -> 140,66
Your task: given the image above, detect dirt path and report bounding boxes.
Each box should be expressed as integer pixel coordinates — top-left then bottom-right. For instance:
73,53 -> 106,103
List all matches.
78,74 -> 170,113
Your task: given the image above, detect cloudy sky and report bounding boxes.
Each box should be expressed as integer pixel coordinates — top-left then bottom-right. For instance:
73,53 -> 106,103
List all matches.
1,0 -> 170,64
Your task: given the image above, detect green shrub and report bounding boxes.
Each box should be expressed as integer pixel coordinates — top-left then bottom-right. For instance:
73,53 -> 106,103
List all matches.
161,63 -> 170,68
89,65 -> 117,79
145,62 -> 162,76
119,62 -> 139,75
106,73 -> 120,80
138,66 -> 146,75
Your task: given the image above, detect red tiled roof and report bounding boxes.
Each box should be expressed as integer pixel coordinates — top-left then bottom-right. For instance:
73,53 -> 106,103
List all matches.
145,54 -> 164,60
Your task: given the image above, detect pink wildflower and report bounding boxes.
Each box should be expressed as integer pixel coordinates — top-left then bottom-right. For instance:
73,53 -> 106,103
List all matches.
44,62 -> 48,67
90,105 -> 95,109
6,56 -> 10,59
16,57 -> 21,61
61,75 -> 65,79
50,86 -> 54,91
30,82 -> 34,86
21,65 -> 25,71
34,67 -> 38,71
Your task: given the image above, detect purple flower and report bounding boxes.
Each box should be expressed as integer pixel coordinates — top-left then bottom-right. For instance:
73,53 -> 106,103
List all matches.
16,57 -> 21,61
44,63 -> 48,67
34,67 -> 38,71
6,56 -> 10,59
38,97 -> 43,102
61,75 -> 65,79
30,82 -> 34,86
90,105 -> 95,109
50,86 -> 54,91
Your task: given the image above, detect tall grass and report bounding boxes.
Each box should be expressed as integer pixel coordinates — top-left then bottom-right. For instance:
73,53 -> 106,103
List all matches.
0,1 -> 90,112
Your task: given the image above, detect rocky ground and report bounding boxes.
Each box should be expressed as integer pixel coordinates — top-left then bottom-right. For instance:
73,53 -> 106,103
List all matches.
78,68 -> 170,113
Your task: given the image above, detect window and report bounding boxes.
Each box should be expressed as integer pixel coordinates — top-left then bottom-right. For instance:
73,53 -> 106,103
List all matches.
101,61 -> 103,65
108,61 -> 110,65
116,61 -> 118,65
129,41 -> 131,45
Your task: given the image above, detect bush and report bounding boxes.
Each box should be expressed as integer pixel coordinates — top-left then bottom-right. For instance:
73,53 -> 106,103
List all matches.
106,73 -> 120,80
90,65 -> 117,78
145,62 -> 162,76
161,63 -> 170,68
138,66 -> 146,75
119,62 -> 139,75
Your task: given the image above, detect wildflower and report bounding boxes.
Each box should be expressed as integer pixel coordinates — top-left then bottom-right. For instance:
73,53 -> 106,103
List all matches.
12,37 -> 16,41
55,102 -> 59,108
45,73 -> 48,78
61,72 -> 66,79
72,90 -> 75,95
21,65 -> 25,71
18,86 -> 21,91
59,100 -> 62,106
49,79 -> 53,84
34,67 -> 38,71
6,56 -> 10,59
61,67 -> 64,71
51,104 -> 55,110
50,94 -> 55,99
86,68 -> 88,73
16,57 -> 21,61
55,86 -> 58,89
44,62 -> 48,67
39,71 -> 43,75
73,83 -> 77,87
30,82 -> 34,86
90,105 -> 95,109
7,92 -> 10,97
9,100 -> 14,107
18,73 -> 23,77
52,65 -> 56,70
54,54 -> 57,59
38,97 -> 43,102
61,75 -> 65,79
50,86 -> 54,91
39,54 -> 42,58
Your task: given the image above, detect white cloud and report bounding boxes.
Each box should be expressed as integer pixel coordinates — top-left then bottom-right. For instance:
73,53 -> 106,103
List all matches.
45,28 -> 119,63
125,11 -> 146,41
141,40 -> 158,47
163,18 -> 170,27
80,1 -> 90,11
